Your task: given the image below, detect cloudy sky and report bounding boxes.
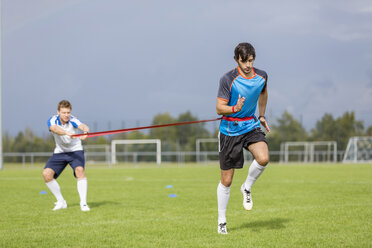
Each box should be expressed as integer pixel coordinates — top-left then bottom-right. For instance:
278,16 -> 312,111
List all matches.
2,0 -> 372,136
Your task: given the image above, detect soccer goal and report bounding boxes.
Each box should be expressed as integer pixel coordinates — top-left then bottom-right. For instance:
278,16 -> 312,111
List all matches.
309,141 -> 337,163
111,139 -> 161,165
281,141 -> 337,163
195,138 -> 218,163
343,136 -> 372,163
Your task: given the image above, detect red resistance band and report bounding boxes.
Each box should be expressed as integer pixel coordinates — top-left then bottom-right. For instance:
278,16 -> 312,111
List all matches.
222,116 -> 254,122
72,118 -> 222,138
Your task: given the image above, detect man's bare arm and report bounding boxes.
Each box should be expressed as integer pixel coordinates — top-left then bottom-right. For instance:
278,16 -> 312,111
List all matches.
216,95 -> 245,115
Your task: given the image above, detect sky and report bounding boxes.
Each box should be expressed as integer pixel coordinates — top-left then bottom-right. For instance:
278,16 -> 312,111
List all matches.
2,0 -> 372,136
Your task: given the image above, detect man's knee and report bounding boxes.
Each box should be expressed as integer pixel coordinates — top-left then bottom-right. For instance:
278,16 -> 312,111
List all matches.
221,172 -> 233,187
221,178 -> 232,187
256,156 -> 269,166
75,166 -> 85,178
42,169 -> 54,182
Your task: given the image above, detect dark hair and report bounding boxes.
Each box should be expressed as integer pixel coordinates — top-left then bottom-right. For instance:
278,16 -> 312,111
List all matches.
234,42 -> 256,62
57,100 -> 72,110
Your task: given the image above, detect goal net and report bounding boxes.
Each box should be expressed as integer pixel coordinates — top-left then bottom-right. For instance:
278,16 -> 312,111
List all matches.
343,136 -> 372,163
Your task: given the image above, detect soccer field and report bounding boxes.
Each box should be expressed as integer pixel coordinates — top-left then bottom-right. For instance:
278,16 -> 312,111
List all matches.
1,163 -> 371,248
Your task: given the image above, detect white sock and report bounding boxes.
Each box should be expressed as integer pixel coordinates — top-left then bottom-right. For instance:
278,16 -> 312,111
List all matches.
217,182 -> 230,224
77,178 -> 88,205
46,179 -> 64,202
244,160 -> 266,191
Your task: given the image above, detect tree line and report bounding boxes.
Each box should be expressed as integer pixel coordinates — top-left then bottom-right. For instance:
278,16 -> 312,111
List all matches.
2,110 -> 371,156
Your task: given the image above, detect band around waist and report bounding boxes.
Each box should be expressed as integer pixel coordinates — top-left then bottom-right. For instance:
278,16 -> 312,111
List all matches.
222,116 -> 254,122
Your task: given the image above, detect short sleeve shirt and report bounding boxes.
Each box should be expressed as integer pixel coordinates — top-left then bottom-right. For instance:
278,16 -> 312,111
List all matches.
47,115 -> 83,153
217,67 -> 268,136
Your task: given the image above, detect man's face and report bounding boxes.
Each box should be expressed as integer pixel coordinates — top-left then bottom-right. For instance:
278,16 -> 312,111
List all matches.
58,107 -> 71,124
236,55 -> 254,76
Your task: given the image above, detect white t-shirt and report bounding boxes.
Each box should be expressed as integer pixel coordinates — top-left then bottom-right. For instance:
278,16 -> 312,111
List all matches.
47,115 -> 84,154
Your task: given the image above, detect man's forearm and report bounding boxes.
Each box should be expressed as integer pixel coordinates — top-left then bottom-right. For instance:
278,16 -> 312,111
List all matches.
50,126 -> 69,136
78,124 -> 90,133
258,91 -> 268,116
216,104 -> 238,115
216,96 -> 245,115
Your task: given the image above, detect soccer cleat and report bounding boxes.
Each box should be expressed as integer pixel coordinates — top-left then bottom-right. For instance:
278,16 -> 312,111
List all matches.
240,184 -> 253,210
217,223 -> 228,234
80,203 -> 90,212
53,200 -> 67,211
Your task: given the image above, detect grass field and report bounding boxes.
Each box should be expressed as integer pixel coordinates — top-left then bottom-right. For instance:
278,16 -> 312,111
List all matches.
1,163 -> 371,248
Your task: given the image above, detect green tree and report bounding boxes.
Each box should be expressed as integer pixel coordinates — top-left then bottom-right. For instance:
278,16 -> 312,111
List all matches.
366,126 -> 372,136
336,112 -> 364,150
310,113 -> 337,141
309,111 -> 364,150
11,128 -> 46,152
267,111 -> 308,151
147,111 -> 212,154
2,132 -> 14,152
175,111 -> 210,151
149,112 -> 177,147
148,112 -> 178,153
83,136 -> 108,145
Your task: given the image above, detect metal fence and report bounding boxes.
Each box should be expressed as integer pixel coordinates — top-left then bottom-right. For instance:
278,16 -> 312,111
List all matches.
2,150 -> 346,168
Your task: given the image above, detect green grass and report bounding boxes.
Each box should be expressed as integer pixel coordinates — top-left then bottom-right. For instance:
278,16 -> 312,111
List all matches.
1,163 -> 372,248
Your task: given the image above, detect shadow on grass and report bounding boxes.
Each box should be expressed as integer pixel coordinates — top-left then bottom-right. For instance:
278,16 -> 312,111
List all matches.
69,201 -> 122,208
230,218 -> 291,232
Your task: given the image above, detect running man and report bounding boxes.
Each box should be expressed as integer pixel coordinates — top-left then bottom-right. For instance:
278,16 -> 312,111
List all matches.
216,43 -> 271,234
42,100 -> 90,211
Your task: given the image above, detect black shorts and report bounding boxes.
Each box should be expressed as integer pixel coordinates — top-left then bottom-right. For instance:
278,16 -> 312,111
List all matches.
44,150 -> 85,179
219,128 -> 267,170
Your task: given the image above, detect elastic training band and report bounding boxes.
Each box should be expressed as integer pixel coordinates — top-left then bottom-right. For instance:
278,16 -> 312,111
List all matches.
72,118 -> 222,138
222,116 -> 254,122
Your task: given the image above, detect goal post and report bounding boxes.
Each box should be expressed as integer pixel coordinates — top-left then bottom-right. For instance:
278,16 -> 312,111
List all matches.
309,141 -> 337,163
343,136 -> 372,163
281,141 -> 337,163
195,138 -> 218,163
111,139 -> 161,165
282,142 -> 310,163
